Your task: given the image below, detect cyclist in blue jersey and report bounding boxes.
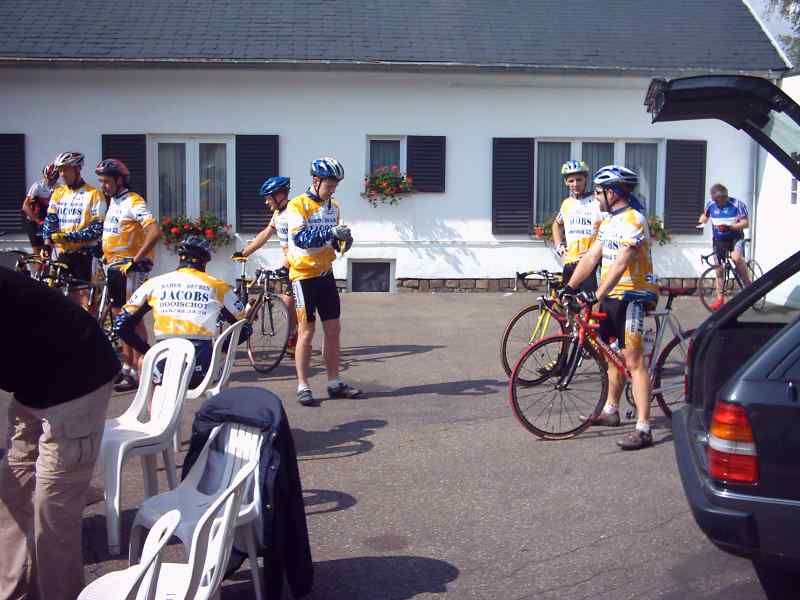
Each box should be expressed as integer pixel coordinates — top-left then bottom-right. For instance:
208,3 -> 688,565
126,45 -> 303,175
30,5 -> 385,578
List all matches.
697,183 -> 751,311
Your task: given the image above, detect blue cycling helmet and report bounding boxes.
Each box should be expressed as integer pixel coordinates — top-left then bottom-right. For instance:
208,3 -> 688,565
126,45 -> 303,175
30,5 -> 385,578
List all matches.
310,157 -> 345,181
259,176 -> 291,198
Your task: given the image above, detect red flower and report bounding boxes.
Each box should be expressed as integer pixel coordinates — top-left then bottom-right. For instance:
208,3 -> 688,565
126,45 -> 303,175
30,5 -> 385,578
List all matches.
162,216 -> 172,225
391,164 -> 399,173
183,223 -> 190,231
170,226 -> 180,235
205,228 -> 215,239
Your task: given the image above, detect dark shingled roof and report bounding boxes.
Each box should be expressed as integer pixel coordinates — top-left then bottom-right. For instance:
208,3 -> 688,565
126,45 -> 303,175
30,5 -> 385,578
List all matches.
0,0 -> 789,73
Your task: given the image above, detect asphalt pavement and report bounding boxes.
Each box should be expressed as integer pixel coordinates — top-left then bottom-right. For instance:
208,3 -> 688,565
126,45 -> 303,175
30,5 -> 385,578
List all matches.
0,292 -> 769,599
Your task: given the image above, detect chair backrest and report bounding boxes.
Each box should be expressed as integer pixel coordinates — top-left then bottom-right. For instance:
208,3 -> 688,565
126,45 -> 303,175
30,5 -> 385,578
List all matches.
131,510 -> 181,600
187,320 -> 246,400
182,459 -> 258,600
194,424 -> 263,503
122,339 -> 196,428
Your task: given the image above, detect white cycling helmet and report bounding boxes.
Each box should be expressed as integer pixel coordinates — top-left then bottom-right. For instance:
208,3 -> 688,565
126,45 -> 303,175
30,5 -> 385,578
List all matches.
54,151 -> 85,169
593,165 -> 638,189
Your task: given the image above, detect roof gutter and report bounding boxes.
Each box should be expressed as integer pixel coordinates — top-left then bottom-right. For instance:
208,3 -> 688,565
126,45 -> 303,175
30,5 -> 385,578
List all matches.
0,56 -> 789,78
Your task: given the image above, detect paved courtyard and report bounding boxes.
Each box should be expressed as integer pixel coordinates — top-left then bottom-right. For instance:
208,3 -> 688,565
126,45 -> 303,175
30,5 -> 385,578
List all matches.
0,292 -> 769,599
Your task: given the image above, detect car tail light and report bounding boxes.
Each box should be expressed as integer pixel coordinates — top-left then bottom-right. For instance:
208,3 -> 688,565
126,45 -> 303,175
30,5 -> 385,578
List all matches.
708,400 -> 758,485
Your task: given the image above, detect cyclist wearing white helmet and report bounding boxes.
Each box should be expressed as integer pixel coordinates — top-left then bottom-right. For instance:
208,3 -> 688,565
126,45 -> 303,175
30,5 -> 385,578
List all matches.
286,157 -> 360,406
43,151 -> 106,305
552,160 -> 603,291
562,164 -> 659,451
21,162 -> 59,258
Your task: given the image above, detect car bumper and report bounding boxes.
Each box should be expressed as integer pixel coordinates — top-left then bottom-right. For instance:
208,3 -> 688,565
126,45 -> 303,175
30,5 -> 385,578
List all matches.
673,407 -> 800,565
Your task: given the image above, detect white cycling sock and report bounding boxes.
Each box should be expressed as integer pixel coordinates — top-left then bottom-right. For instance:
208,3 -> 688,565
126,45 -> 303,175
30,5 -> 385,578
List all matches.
636,421 -> 651,434
328,378 -> 343,388
297,383 -> 311,393
603,404 -> 618,415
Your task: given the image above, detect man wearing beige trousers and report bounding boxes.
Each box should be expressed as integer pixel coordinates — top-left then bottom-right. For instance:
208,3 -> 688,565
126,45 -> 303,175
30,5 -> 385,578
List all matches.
0,267 -> 120,600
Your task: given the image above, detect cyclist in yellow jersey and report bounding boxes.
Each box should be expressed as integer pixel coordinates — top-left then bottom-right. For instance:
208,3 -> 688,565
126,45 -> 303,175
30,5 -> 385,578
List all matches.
113,237 -> 249,388
563,165 -> 658,451
98,159 -> 162,391
286,157 -> 359,406
43,152 -> 106,305
552,160 -> 603,291
232,176 -> 298,355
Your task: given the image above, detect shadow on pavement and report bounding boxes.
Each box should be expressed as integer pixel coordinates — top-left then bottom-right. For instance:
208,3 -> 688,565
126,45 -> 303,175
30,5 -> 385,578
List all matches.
304,488 -> 358,516
294,419 -> 387,461
367,378 -> 505,399
221,554 -> 460,600
82,508 -> 143,565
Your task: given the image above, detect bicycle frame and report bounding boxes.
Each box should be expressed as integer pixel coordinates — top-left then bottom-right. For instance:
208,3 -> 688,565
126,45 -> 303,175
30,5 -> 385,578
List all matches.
515,270 -> 567,343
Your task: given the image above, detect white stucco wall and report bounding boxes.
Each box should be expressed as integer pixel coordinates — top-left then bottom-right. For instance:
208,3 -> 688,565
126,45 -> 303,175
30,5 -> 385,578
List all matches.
754,75 -> 800,306
0,67 -> 757,284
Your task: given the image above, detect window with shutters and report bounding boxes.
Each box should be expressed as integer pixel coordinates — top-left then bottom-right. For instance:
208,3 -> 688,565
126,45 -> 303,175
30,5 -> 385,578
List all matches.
664,140 -> 707,234
148,135 -> 235,225
102,134 -> 146,196
0,134 -> 25,233
492,138 -> 535,235
365,135 -> 445,193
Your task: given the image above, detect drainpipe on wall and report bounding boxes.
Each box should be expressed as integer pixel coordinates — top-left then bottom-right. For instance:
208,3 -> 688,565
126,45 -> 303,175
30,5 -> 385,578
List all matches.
750,135 -> 760,261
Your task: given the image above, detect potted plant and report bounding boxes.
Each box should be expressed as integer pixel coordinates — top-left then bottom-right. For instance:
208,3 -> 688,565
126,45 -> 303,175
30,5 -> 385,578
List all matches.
160,214 -> 233,252
361,164 -> 415,207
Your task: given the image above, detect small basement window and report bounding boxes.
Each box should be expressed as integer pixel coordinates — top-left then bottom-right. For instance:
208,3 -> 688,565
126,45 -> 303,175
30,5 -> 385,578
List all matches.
350,261 -> 392,292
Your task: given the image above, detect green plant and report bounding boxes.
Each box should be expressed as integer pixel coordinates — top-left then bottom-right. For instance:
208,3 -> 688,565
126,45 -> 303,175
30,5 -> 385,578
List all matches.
160,214 -> 233,252
532,216 -> 556,239
648,217 -> 672,246
361,165 -> 415,207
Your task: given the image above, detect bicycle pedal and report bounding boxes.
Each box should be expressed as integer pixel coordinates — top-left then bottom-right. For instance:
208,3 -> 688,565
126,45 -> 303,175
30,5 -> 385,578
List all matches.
624,409 -> 635,420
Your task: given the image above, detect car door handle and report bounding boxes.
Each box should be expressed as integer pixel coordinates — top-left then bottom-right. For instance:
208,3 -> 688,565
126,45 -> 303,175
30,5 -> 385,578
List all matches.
788,381 -> 798,403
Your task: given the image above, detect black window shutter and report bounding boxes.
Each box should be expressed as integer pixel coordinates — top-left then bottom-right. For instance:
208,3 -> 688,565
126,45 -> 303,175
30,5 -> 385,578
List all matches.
0,134 -> 25,233
407,135 -> 446,192
492,138 -> 534,235
101,134 -> 147,196
236,135 -> 279,232
664,140 -> 707,234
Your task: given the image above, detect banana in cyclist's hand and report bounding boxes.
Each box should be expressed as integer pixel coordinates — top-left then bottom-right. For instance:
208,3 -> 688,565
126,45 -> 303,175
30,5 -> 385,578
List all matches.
232,251 -> 247,262
331,224 -> 353,254
50,232 -> 67,244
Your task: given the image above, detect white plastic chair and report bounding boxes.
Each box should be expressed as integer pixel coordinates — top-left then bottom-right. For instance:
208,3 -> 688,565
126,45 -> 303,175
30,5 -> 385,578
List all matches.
144,458 -> 257,600
98,338 -> 196,555
78,510 -> 181,600
173,320 -> 247,452
131,423 -> 266,600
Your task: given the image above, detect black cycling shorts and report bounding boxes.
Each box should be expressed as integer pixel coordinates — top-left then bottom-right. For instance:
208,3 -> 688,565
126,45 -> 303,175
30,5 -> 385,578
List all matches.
22,217 -> 43,247
292,272 -> 341,324
713,236 -> 745,263
58,250 -> 94,283
562,262 -> 597,293
154,339 -> 212,389
598,297 -> 651,352
108,266 -> 149,308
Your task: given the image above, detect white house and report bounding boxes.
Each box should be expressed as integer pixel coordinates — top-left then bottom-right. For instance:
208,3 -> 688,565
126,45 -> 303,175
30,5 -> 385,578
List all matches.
754,75 -> 800,306
0,0 -> 790,290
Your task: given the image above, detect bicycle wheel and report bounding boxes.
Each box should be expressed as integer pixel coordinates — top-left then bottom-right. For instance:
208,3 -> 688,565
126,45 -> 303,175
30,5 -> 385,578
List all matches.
247,294 -> 290,373
652,329 -> 695,419
748,260 -> 766,311
698,265 -> 737,312
510,335 -> 608,440
500,303 -> 565,379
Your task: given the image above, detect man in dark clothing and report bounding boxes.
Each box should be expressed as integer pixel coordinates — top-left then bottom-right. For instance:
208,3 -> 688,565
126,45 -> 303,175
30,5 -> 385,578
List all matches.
0,266 -> 120,600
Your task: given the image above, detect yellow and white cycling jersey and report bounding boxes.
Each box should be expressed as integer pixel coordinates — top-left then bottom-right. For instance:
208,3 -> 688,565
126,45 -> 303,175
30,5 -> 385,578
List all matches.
286,192 -> 340,281
102,191 -> 156,263
555,194 -> 603,264
46,183 -> 106,252
269,208 -> 289,249
598,206 -> 658,299
122,267 -> 244,339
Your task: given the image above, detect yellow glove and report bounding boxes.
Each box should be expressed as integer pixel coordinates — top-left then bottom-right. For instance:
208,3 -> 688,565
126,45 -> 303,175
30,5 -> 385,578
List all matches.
50,232 -> 67,244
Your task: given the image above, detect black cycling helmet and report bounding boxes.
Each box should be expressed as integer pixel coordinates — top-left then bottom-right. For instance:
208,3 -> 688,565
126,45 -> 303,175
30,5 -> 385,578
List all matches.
177,236 -> 212,267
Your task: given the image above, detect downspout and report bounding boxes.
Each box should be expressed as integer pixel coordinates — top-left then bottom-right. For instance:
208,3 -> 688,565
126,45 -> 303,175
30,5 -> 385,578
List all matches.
750,135 -> 760,262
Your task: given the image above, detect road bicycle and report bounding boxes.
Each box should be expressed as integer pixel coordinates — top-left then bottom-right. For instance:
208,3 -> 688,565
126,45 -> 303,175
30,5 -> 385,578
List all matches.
509,286 -> 695,440
233,257 -> 291,374
697,239 -> 764,312
499,270 -> 567,379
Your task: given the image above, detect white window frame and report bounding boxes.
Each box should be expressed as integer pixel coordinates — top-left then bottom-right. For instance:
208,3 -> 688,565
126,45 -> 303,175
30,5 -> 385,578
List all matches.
792,178 -> 798,205
147,135 -> 236,226
365,135 -> 407,175
534,137 -> 664,219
